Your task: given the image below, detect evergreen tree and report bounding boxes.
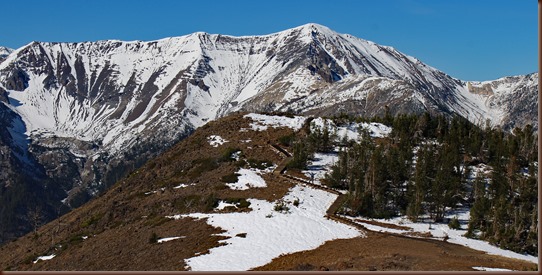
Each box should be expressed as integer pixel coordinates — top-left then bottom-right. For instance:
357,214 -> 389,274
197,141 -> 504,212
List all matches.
467,173 -> 490,236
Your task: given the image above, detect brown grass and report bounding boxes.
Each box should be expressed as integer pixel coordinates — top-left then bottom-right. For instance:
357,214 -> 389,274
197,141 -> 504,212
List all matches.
254,231 -> 537,271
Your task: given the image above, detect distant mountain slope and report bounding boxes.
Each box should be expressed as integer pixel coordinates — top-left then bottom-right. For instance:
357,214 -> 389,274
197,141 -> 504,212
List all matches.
0,46 -> 13,62
0,23 -> 537,243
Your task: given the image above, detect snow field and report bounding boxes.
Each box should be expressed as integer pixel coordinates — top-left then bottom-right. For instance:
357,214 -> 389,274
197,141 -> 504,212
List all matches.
168,185 -> 363,271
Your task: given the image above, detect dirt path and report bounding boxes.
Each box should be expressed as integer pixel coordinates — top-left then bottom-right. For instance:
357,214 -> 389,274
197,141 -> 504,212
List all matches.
269,144 -> 365,231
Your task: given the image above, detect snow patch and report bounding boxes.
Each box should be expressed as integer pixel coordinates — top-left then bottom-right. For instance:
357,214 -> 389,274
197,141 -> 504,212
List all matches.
157,236 -> 186,243
244,113 -> 306,131
348,208 -> 538,264
174,183 -> 196,189
144,187 -> 165,195
472,267 -> 514,272
311,117 -> 391,141
231,151 -> 241,161
226,168 -> 268,190
168,185 -> 362,271
215,201 -> 238,210
303,151 -> 339,186
208,135 -> 228,147
33,254 -> 56,264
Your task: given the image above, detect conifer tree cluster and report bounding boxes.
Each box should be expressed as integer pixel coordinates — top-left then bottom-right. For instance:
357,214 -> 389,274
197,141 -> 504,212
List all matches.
292,112 -> 537,256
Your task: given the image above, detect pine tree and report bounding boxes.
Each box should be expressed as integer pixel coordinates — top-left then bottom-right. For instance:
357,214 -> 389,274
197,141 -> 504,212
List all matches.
467,173 -> 490,237
407,144 -> 434,222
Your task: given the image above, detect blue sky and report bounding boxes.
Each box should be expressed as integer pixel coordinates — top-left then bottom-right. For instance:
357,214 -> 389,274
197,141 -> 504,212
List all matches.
1,0 -> 536,81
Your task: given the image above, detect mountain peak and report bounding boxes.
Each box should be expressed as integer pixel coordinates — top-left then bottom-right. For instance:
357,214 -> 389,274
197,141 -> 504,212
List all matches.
286,23 -> 338,38
297,23 -> 331,31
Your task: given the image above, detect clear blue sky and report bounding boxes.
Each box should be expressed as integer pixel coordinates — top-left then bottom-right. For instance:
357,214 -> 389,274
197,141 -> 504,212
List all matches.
1,0 -> 536,81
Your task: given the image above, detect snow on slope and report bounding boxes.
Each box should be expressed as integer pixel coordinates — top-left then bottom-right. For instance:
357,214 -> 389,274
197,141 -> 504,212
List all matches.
298,129 -> 538,265
207,135 -> 228,147
303,151 -> 339,186
32,254 -> 56,264
226,168 -> 269,190
472,267 -> 514,271
347,209 -> 538,264
0,46 -> 13,59
1,38 -> 204,153
244,113 -> 307,131
0,24 -> 533,158
168,185 -> 363,271
311,117 -> 392,141
157,236 -> 185,243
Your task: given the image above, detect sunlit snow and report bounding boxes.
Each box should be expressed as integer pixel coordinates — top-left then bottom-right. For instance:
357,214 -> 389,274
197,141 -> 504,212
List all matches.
302,151 -> 339,185
310,117 -> 392,141
347,208 -> 538,264
173,183 -> 196,189
33,254 -> 56,264
215,201 -> 237,210
208,135 -> 228,147
226,168 -> 273,190
157,236 -> 186,243
168,185 -> 363,271
244,113 -> 307,131
472,266 -> 514,271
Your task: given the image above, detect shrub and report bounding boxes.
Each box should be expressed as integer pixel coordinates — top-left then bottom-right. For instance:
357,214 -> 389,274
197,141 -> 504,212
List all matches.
149,232 -> 158,244
247,159 -> 273,170
187,158 -> 219,178
221,173 -> 240,183
274,201 -> 290,213
144,215 -> 171,227
448,216 -> 461,230
278,134 -> 295,147
173,195 -> 201,212
235,159 -> 247,168
224,198 -> 251,209
203,193 -> 219,212
219,147 -> 241,162
293,199 -> 300,207
238,199 -> 251,209
80,213 -> 104,228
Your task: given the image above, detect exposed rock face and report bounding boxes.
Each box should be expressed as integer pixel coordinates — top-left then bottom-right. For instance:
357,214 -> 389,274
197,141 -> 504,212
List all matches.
0,24 -> 537,243
467,82 -> 494,96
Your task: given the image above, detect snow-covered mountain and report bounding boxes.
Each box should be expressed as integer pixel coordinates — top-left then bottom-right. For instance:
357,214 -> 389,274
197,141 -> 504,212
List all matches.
0,23 -> 537,243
